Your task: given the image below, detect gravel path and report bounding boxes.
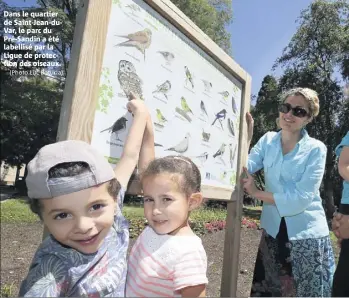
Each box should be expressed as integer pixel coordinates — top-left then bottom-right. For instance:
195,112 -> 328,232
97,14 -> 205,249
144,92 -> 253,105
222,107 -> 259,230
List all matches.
1,222 -> 261,297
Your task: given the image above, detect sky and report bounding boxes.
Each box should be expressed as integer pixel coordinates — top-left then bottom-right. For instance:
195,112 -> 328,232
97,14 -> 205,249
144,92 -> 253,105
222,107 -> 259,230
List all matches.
6,0 -> 314,97
229,0 -> 314,97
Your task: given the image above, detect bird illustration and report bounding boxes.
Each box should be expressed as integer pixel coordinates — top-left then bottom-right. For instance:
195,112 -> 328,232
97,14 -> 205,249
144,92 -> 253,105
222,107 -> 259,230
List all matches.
232,95 -> 238,114
195,152 -> 209,165
184,66 -> 194,88
152,80 -> 171,100
202,80 -> 212,92
154,142 -> 163,147
157,51 -> 175,65
156,109 -> 168,124
117,60 -> 143,100
181,97 -> 193,114
220,171 -> 227,181
227,118 -> 235,136
213,143 -> 226,158
229,143 -> 237,168
175,107 -> 192,122
125,3 -> 141,15
200,100 -> 208,117
202,129 -> 210,142
219,91 -> 229,100
211,109 -> 227,129
166,133 -> 190,153
100,116 -> 128,141
115,28 -> 152,61
207,172 -> 218,181
230,172 -> 236,186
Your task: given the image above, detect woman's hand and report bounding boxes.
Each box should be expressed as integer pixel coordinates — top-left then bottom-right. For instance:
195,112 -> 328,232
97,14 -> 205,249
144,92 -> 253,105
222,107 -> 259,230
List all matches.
246,112 -> 254,145
332,212 -> 349,241
242,167 -> 259,197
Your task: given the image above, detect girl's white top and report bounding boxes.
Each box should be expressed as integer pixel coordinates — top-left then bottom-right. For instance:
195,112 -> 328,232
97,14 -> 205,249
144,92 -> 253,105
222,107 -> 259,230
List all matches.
126,226 -> 208,297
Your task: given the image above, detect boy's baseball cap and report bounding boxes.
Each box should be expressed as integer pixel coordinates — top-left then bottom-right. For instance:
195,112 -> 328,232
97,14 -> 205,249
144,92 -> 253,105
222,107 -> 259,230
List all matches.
26,140 -> 115,199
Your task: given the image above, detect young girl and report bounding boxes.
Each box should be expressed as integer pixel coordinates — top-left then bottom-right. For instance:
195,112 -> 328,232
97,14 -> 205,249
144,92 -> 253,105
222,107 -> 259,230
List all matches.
126,156 -> 208,297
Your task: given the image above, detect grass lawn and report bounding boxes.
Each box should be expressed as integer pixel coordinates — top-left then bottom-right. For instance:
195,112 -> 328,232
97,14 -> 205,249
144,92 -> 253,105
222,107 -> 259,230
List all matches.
1,199 -> 257,240
0,199 -> 39,223
0,199 -> 232,224
1,199 -> 338,259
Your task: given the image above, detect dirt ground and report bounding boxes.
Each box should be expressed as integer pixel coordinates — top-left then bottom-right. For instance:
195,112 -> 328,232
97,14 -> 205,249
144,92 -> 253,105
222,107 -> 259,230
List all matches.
1,222 -> 261,297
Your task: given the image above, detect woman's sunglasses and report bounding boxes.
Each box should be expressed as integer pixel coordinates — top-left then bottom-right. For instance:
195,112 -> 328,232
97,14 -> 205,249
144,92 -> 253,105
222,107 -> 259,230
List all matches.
278,103 -> 308,118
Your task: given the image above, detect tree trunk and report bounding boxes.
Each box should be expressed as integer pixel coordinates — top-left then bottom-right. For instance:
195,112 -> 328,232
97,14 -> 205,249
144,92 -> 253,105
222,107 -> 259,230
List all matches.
23,165 -> 28,181
15,165 -> 21,182
323,167 -> 336,219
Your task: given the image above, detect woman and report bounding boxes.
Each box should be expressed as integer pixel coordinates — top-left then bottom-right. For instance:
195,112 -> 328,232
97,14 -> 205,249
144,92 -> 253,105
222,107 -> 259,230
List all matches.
243,87 -> 335,297
332,131 -> 349,297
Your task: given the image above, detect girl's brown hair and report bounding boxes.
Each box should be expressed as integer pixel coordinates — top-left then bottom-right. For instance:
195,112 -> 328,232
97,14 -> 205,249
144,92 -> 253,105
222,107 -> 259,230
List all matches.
140,155 -> 201,197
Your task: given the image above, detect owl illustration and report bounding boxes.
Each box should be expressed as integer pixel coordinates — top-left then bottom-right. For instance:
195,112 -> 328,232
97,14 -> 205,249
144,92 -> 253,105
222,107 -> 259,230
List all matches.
117,60 -> 143,99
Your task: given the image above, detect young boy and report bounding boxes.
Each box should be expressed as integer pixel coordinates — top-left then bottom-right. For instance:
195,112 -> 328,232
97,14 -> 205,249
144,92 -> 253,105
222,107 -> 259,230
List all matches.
19,96 -> 155,297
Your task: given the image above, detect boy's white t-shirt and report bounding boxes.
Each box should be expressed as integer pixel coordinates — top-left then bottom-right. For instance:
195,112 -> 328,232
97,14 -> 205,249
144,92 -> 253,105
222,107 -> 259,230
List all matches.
126,226 -> 208,297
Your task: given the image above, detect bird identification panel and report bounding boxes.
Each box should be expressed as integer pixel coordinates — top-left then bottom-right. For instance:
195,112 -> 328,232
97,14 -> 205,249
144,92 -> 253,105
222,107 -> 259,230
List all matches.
90,0 -> 243,192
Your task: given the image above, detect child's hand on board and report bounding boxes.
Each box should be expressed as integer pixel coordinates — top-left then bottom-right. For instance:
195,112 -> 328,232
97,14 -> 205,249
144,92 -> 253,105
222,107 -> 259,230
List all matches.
127,92 -> 148,116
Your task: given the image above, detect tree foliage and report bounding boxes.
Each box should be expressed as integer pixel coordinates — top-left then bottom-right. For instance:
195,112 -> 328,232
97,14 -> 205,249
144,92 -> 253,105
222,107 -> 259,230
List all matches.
161,0 -> 233,54
0,77 -> 62,168
275,0 -> 349,80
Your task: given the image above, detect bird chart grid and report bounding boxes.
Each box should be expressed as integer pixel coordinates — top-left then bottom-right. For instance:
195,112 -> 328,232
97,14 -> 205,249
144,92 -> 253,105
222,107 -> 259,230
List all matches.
90,0 -> 243,191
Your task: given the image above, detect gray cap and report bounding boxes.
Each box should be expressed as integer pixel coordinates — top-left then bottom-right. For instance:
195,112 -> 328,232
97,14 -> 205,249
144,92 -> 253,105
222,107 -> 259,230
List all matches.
26,140 -> 115,199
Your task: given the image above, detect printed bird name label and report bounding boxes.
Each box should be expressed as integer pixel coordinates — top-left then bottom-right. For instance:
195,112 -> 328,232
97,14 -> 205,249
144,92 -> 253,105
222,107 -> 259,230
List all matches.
153,95 -> 167,104
122,10 -> 143,27
201,143 -> 210,148
154,123 -> 164,132
220,99 -> 228,106
118,93 -> 128,98
184,86 -> 195,94
161,64 -> 172,73
125,52 -> 140,63
175,114 -> 187,122
213,125 -> 224,131
106,140 -> 124,147
144,19 -> 158,31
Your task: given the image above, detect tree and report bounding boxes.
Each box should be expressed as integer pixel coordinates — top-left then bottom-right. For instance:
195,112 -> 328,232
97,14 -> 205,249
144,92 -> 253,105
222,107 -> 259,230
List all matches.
0,77 -> 62,168
251,75 -> 280,144
247,75 -> 280,205
275,0 -> 349,81
170,0 -> 232,54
